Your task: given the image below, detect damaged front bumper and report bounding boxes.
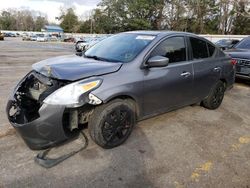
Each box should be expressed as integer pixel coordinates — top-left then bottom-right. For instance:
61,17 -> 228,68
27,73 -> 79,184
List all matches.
6,71 -> 80,150
6,101 -> 76,150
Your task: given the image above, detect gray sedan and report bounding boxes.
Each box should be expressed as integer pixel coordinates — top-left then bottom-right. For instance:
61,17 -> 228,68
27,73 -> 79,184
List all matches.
6,31 -> 235,151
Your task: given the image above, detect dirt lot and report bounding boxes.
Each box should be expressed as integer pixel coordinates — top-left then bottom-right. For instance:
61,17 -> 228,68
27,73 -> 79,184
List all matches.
0,37 -> 249,188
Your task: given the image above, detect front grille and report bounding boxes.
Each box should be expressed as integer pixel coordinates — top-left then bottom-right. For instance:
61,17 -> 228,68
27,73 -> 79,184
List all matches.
234,58 -> 250,67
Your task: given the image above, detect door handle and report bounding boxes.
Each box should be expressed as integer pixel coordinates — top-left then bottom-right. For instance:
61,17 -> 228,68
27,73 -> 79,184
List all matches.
213,67 -> 221,72
180,72 -> 191,77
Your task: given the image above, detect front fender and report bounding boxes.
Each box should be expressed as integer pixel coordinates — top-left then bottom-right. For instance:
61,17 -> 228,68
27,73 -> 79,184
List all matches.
92,83 -> 144,119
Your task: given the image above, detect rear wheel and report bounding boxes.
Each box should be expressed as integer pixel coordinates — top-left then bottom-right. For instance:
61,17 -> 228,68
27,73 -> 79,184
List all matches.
89,99 -> 136,149
202,81 -> 225,110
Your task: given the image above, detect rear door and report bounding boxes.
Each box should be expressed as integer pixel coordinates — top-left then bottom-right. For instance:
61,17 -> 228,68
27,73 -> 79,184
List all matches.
189,37 -> 221,101
142,36 -> 195,116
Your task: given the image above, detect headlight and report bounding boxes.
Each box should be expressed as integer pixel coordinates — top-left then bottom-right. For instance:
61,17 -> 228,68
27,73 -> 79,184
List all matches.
43,79 -> 102,107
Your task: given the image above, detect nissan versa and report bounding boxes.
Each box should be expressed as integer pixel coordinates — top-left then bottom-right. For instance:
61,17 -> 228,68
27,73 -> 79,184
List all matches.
6,31 -> 235,150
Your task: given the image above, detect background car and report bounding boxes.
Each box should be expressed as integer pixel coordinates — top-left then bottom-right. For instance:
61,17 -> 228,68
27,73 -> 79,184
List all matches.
225,37 -> 250,80
84,36 -> 109,50
50,35 -> 58,42
4,32 -> 16,37
215,39 -> 239,50
30,34 -> 37,41
64,36 -> 75,42
36,34 -> 49,42
75,37 -> 93,52
22,33 -> 31,41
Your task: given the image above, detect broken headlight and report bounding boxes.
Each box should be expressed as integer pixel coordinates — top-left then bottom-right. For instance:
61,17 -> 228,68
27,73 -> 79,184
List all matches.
43,79 -> 102,107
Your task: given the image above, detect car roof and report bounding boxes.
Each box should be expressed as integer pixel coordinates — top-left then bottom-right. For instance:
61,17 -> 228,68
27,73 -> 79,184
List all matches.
124,30 -> 198,37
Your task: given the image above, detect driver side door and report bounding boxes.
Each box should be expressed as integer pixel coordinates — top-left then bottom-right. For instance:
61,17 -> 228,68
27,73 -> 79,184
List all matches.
142,36 -> 195,117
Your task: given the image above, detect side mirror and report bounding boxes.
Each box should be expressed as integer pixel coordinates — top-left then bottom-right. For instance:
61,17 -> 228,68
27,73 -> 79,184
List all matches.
146,56 -> 169,68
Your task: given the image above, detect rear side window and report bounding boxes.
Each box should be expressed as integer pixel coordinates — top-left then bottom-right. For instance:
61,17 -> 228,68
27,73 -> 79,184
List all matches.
190,37 -> 209,59
207,43 -> 215,56
150,36 -> 187,63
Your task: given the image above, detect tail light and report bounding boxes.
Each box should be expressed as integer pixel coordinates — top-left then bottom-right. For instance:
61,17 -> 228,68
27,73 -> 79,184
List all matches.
231,59 -> 237,66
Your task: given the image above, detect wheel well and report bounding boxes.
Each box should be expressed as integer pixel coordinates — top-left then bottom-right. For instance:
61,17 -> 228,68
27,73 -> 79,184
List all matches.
106,95 -> 140,119
220,79 -> 227,88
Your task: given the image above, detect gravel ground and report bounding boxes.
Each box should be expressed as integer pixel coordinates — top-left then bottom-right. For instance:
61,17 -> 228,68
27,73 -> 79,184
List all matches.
0,37 -> 249,188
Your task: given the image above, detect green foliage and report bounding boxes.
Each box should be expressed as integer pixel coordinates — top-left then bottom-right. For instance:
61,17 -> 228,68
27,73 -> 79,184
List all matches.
84,0 -> 165,33
79,20 -> 91,33
233,1 -> 250,35
35,16 -> 48,31
59,8 -> 79,33
0,0 -> 249,34
87,0 -> 249,34
0,11 -> 15,30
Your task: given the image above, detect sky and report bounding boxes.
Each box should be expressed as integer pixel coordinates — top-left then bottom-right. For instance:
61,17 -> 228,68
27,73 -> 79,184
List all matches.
0,0 -> 101,23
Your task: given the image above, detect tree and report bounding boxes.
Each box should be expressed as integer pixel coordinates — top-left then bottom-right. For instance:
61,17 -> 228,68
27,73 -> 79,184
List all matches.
0,11 -> 15,30
0,9 -> 49,31
232,0 -> 250,34
92,0 -> 224,34
163,0 -> 187,31
0,1 -> 248,34
92,9 -> 109,33
59,8 -> 79,33
92,0 -> 250,34
93,0 -> 167,32
79,20 -> 91,33
35,16 -> 48,31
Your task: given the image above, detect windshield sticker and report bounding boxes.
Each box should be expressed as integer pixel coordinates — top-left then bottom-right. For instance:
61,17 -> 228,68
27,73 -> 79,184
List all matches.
136,35 -> 155,40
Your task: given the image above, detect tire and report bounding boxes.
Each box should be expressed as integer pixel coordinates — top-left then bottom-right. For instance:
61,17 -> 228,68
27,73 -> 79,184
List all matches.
202,81 -> 226,110
89,99 -> 136,149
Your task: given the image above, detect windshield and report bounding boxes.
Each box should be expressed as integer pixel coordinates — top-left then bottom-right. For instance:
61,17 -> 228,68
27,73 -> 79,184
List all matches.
84,33 -> 155,63
234,37 -> 250,49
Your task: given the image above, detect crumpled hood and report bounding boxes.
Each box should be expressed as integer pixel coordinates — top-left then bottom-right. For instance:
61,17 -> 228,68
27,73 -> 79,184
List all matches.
32,55 -> 122,81
225,48 -> 250,59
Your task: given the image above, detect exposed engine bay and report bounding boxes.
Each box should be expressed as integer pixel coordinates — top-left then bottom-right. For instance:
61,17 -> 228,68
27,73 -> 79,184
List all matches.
8,71 -> 93,132
8,71 -> 65,124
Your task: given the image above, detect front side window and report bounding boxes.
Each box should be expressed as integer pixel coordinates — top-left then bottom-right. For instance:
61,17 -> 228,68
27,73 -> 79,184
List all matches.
207,43 -> 216,57
150,36 -> 187,63
190,37 -> 209,59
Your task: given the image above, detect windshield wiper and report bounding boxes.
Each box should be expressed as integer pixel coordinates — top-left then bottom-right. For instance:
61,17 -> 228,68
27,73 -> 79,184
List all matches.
84,54 -> 122,63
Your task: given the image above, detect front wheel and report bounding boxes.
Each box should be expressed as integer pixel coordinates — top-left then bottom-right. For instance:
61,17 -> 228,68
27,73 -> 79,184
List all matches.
202,81 -> 226,110
89,99 -> 136,149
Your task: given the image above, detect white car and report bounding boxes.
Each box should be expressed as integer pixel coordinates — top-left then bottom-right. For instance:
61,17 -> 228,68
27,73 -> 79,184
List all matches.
50,36 -> 58,41
30,34 -> 37,41
37,34 -> 49,42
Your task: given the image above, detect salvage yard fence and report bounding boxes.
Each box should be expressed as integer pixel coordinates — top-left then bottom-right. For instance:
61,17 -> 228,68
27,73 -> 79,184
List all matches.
0,30 -> 248,43
199,34 -> 248,43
